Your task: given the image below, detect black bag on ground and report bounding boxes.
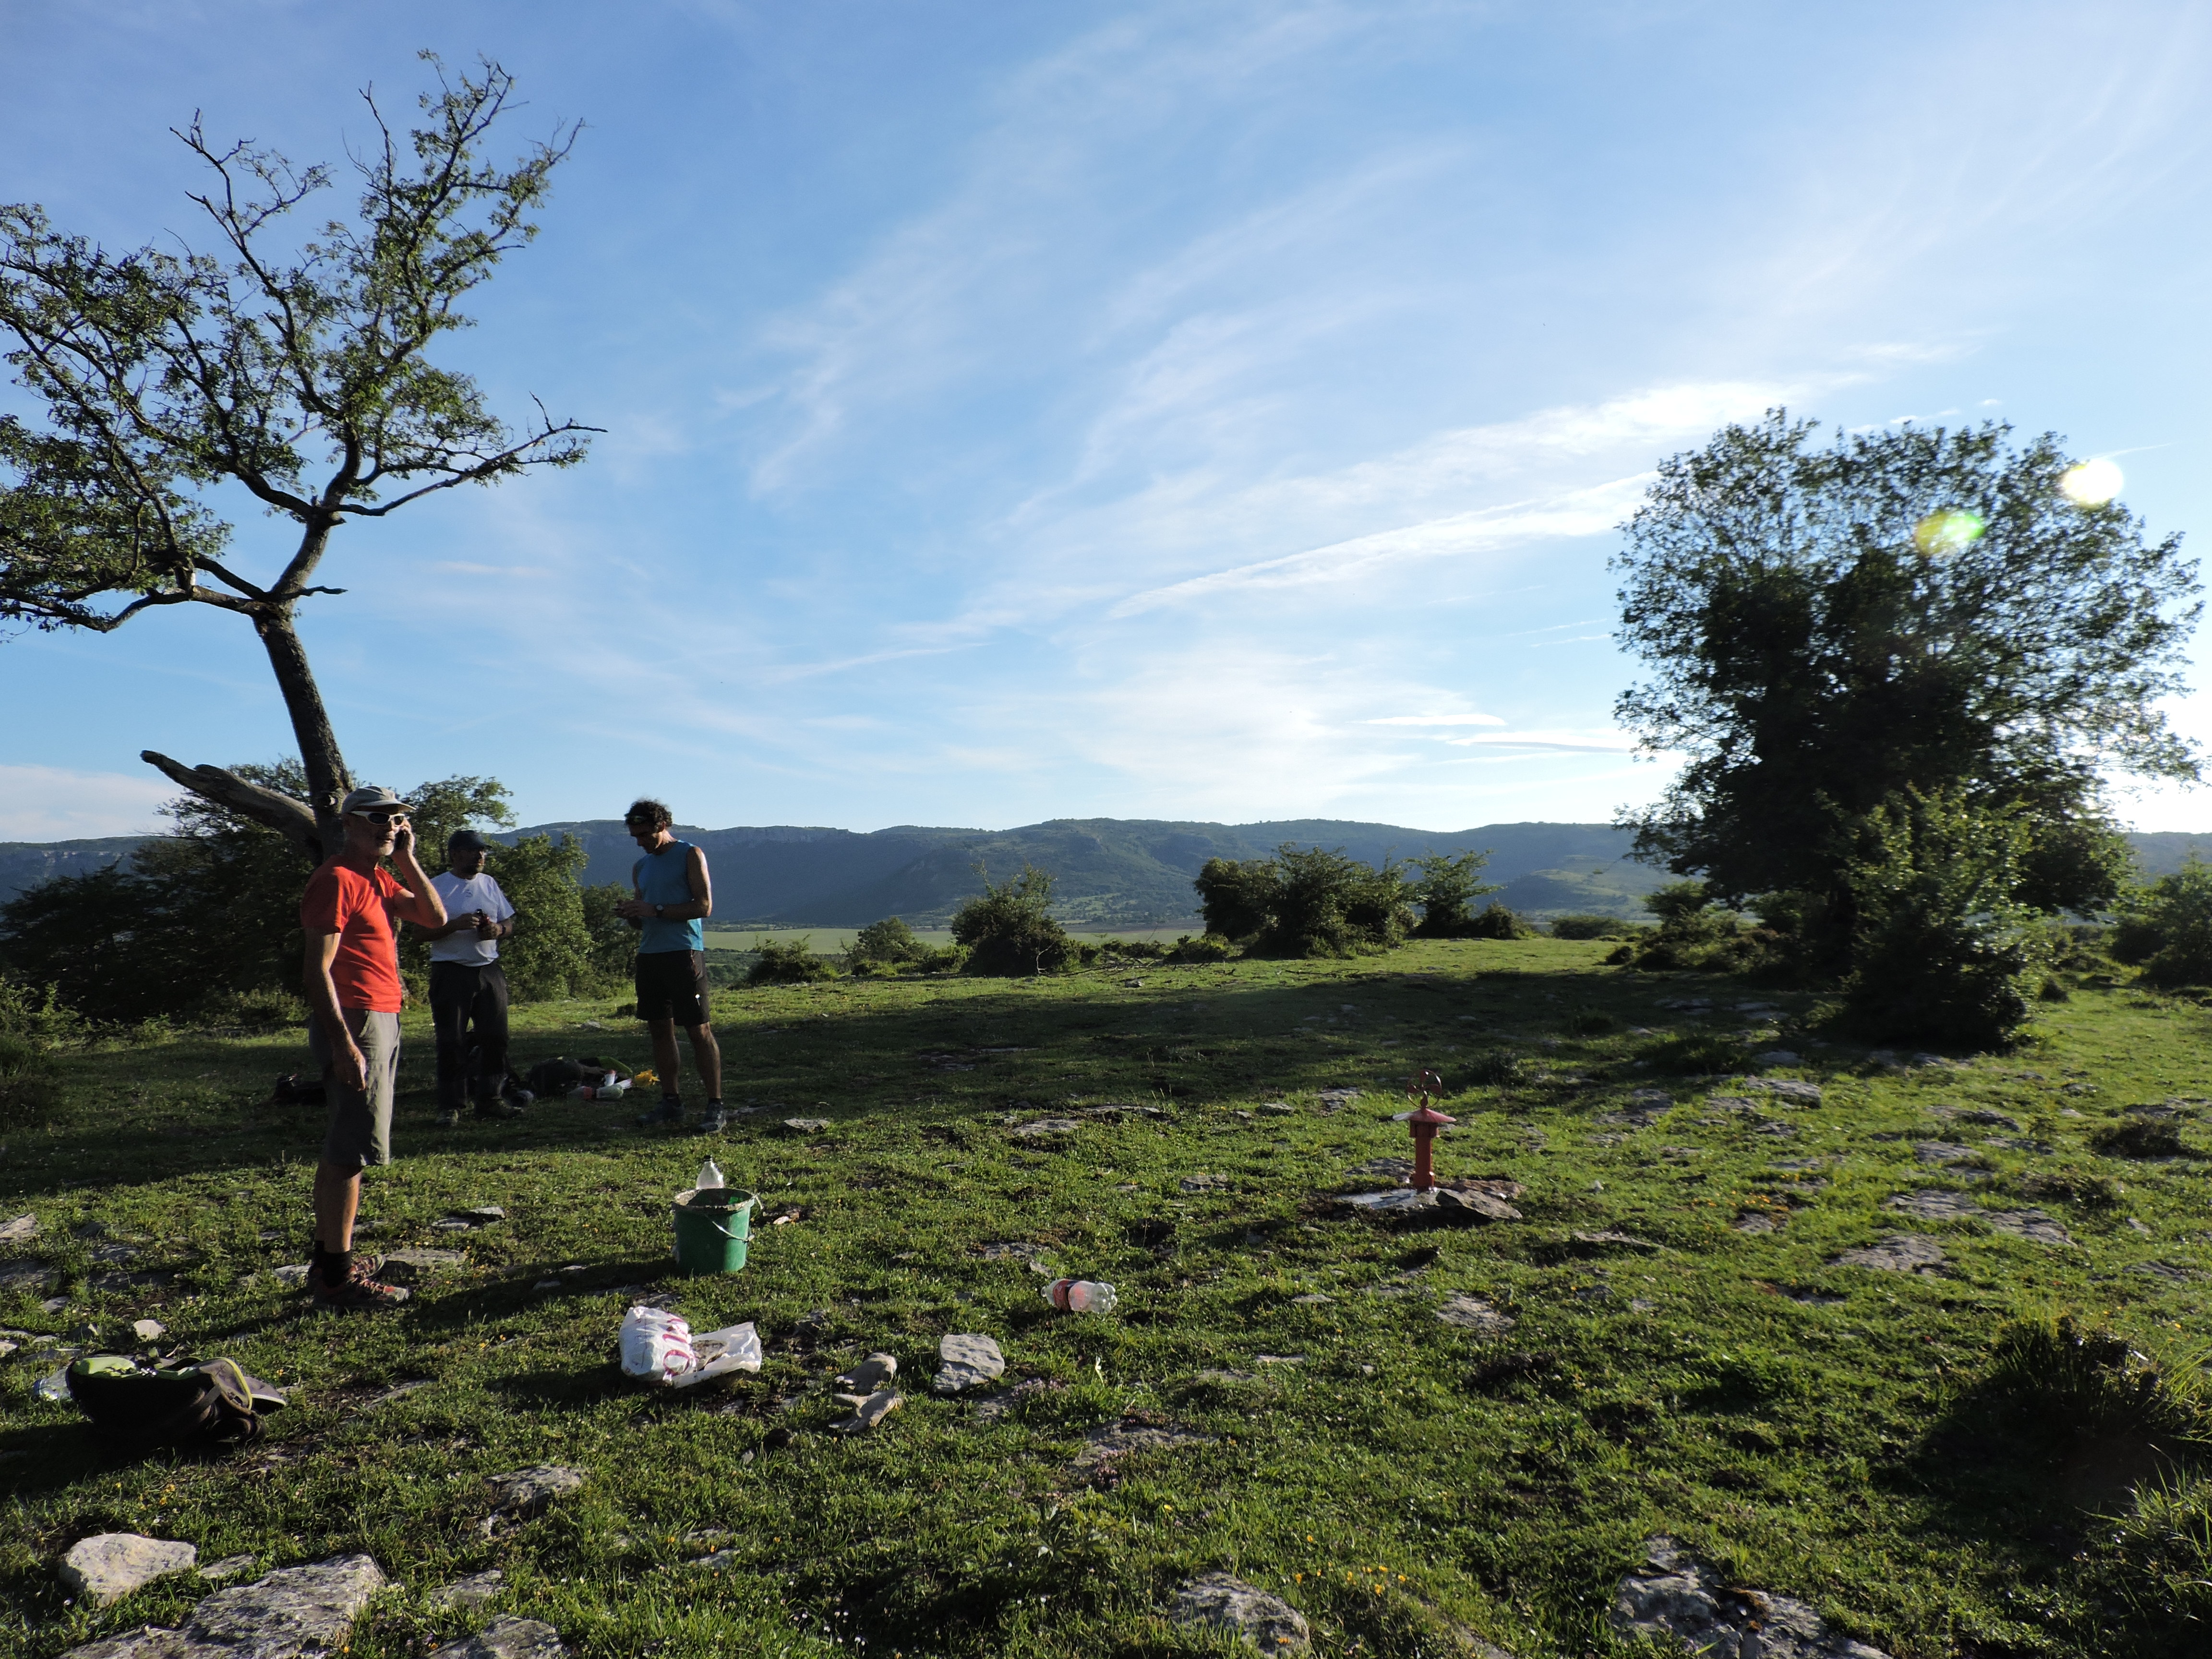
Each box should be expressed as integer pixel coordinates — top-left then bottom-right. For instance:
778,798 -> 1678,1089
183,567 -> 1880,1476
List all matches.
525,1057 -> 588,1097
268,1072 -> 326,1107
66,1355 -> 284,1450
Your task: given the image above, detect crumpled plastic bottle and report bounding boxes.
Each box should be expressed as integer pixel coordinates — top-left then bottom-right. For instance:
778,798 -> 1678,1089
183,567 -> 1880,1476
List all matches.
695,1158 -> 725,1192
1041,1278 -> 1118,1313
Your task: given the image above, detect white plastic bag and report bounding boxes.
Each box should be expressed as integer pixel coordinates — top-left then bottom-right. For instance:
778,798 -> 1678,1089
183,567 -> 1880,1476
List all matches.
673,1322 -> 762,1388
620,1305 -> 696,1383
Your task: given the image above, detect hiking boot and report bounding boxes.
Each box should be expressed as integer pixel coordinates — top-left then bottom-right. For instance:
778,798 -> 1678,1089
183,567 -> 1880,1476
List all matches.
473,1096 -> 524,1120
636,1096 -> 685,1129
310,1262 -> 409,1313
699,1103 -> 728,1133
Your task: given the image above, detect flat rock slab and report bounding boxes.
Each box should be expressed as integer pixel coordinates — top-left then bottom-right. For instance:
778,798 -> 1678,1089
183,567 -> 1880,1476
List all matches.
935,1333 -> 1005,1393
978,1242 -> 1045,1262
781,1118 -> 830,1134
427,1569 -> 505,1611
1435,1187 -> 1522,1221
0,1258 -> 56,1291
1074,1418 -> 1212,1470
1744,1078 -> 1824,1106
1570,1230 -> 1663,1252
1613,1537 -> 1890,1659
1913,1142 -> 1975,1165
827,1390 -> 902,1434
1887,1190 -> 1981,1221
428,1618 -> 567,1659
1009,1118 -> 1082,1139
1835,1234 -> 1946,1273
1984,1208 -> 2071,1245
60,1552 -> 391,1659
381,1250 -> 467,1284
836,1353 -> 897,1393
196,1557 -> 254,1585
486,1465 -> 586,1517
1734,1213 -> 1783,1234
61,1534 -> 198,1605
0,1213 -> 36,1244
1960,1109 -> 2024,1129
1168,1572 -> 1311,1655
1341,1188 -> 1437,1214
1436,1295 -> 1515,1337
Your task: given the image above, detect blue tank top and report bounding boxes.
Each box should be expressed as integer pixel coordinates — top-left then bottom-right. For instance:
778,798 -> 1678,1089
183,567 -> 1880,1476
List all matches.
634,839 -> 705,954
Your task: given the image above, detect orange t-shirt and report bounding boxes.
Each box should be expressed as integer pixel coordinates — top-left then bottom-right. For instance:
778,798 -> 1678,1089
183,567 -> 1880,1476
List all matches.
301,858 -> 406,1013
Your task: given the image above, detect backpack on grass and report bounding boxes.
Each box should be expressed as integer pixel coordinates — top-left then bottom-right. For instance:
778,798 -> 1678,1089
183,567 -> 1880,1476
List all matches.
66,1355 -> 285,1450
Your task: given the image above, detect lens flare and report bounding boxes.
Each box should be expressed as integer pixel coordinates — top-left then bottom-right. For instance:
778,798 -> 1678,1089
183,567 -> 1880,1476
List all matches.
2060,457 -> 2123,506
1913,507 -> 1985,556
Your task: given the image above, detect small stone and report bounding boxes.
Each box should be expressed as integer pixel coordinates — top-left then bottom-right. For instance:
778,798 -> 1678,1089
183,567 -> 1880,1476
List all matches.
782,1118 -> 830,1134
2128,1218 -> 2153,1236
1984,1208 -> 2072,1246
1255,1353 -> 1305,1365
485,1464 -> 586,1516
836,1352 -> 897,1393
131,1319 -> 165,1344
462,1206 -> 506,1224
827,1390 -> 902,1433
1734,1213 -> 1782,1234
1435,1187 -> 1522,1221
1180,1173 -> 1227,1193
1291,1293 -> 1334,1305
428,1616 -> 568,1658
1571,1230 -> 1662,1251
1961,1109 -> 2024,1129
426,1568 -> 507,1611
1835,1234 -> 1947,1273
60,1534 -> 198,1605
271,1263 -> 312,1287
1010,1118 -> 1082,1139
935,1333 -> 1005,1393
381,1249 -> 467,1283
1436,1294 -> 1515,1337
0,1214 -> 35,1245
1075,1417 -> 1212,1469
1260,1103 -> 1294,1115
1341,1188 -> 1437,1214
1755,1049 -> 1801,1065
1169,1572 -> 1311,1654
533,1279 -> 561,1291
196,1555 -> 255,1583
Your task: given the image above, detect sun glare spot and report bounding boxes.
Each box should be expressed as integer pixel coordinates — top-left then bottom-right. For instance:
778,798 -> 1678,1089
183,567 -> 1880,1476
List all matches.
1913,508 -> 1985,556
2060,457 -> 2123,506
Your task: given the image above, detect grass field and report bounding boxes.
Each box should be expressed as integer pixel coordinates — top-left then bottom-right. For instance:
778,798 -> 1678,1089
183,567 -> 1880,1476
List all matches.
701,927 -> 1202,955
2,939 -> 2208,1656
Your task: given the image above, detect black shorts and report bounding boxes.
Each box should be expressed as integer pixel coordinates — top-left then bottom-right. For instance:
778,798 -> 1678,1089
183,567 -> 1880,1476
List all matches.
635,950 -> 711,1027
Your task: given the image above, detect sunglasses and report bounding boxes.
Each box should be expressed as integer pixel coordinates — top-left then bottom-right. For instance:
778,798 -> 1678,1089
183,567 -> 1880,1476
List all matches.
353,809 -> 409,825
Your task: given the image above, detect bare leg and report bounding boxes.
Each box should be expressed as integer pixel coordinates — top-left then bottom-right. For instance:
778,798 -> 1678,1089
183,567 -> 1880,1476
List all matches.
649,1018 -> 683,1094
686,1024 -> 722,1099
312,1163 -> 362,1253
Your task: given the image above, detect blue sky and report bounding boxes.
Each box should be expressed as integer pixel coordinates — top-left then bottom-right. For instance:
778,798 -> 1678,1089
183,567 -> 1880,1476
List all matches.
5,0 -> 2212,839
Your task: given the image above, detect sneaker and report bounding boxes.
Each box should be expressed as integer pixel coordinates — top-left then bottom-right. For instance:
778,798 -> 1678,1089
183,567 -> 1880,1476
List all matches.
636,1096 -> 685,1129
700,1103 -> 727,1133
310,1262 -> 409,1313
473,1096 -> 524,1120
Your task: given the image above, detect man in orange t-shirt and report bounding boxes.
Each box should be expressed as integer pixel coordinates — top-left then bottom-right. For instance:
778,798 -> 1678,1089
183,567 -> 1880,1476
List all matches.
299,785 -> 447,1312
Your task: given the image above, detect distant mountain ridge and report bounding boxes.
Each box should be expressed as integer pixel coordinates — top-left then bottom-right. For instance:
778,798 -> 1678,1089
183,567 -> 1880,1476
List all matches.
8,820 -> 2210,927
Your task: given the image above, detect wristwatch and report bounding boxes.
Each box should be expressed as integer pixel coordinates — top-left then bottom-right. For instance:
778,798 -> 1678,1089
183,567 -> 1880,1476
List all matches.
653,903 -> 666,920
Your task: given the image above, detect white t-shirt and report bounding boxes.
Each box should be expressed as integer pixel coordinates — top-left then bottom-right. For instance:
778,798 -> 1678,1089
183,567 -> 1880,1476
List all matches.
429,871 -> 517,965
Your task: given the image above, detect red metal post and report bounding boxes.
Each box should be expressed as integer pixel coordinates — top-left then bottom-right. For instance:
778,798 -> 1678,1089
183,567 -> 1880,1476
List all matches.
1404,1070 -> 1455,1192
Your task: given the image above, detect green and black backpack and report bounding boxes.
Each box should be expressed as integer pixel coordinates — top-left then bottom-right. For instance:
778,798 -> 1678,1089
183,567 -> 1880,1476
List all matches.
65,1355 -> 285,1449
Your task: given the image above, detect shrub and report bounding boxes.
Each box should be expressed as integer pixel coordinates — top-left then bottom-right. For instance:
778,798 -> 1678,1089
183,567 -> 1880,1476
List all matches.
952,865 -> 1075,976
1196,845 -> 1412,957
1975,1314 -> 2207,1447
1408,850 -> 1499,937
746,936 -> 835,984
1835,787 -> 2044,1046
1168,933 -> 1235,963
912,944 -> 969,974
0,972 -> 84,1046
1549,914 -> 1639,940
1638,1033 -> 1746,1073
1566,1005 -> 1616,1034
2090,1118 -> 2190,1159
1097,938 -> 1167,961
2116,860 -> 2212,988
2071,1474 -> 2212,1658
848,916 -> 925,971
1462,902 -> 1532,940
1462,1047 -> 1523,1086
0,1074 -> 61,1130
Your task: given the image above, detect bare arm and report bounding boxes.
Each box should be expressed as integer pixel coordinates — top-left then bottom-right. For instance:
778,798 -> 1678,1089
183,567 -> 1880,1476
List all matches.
385,827 -> 446,929
302,931 -> 367,1092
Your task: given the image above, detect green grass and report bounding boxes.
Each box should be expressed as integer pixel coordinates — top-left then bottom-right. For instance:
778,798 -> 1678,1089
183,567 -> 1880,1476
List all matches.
701,926 -> 1201,955
2,939 -> 2209,1656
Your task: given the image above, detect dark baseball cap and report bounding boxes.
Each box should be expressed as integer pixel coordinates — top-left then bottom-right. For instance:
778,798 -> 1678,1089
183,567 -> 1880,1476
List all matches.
447,830 -> 493,853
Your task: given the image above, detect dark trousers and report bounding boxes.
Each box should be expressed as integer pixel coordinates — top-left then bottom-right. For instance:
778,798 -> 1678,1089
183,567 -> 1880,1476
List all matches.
430,961 -> 510,1110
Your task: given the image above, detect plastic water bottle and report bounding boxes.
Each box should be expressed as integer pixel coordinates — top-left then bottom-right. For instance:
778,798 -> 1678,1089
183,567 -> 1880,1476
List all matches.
1042,1278 -> 1118,1313
695,1157 -> 725,1192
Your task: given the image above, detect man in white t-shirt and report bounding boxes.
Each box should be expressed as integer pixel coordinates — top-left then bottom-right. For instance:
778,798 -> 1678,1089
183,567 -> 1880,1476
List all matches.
424,830 -> 521,1127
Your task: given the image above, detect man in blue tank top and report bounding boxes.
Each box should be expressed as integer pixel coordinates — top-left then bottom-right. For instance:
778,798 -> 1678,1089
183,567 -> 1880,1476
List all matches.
614,798 -> 726,1131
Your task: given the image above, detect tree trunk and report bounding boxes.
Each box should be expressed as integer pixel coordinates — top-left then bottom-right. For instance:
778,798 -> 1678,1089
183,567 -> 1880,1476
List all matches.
138,602 -> 352,863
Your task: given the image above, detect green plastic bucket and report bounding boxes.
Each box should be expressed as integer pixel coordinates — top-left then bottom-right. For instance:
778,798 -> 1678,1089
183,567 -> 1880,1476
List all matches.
671,1187 -> 756,1275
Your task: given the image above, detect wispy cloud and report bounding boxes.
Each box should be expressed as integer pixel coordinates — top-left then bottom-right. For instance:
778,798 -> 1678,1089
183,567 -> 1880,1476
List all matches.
0,763 -> 173,838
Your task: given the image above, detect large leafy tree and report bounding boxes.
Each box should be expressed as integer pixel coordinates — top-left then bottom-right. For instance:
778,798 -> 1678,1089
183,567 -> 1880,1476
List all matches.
1613,412 -> 2200,946
0,55 -> 594,859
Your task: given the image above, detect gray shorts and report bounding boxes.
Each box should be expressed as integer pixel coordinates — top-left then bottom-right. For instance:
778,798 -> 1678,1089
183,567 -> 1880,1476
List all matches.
309,1008 -> 401,1169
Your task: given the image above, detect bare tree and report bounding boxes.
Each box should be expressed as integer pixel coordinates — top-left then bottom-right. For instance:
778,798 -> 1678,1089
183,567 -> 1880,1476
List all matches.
0,53 -> 596,858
